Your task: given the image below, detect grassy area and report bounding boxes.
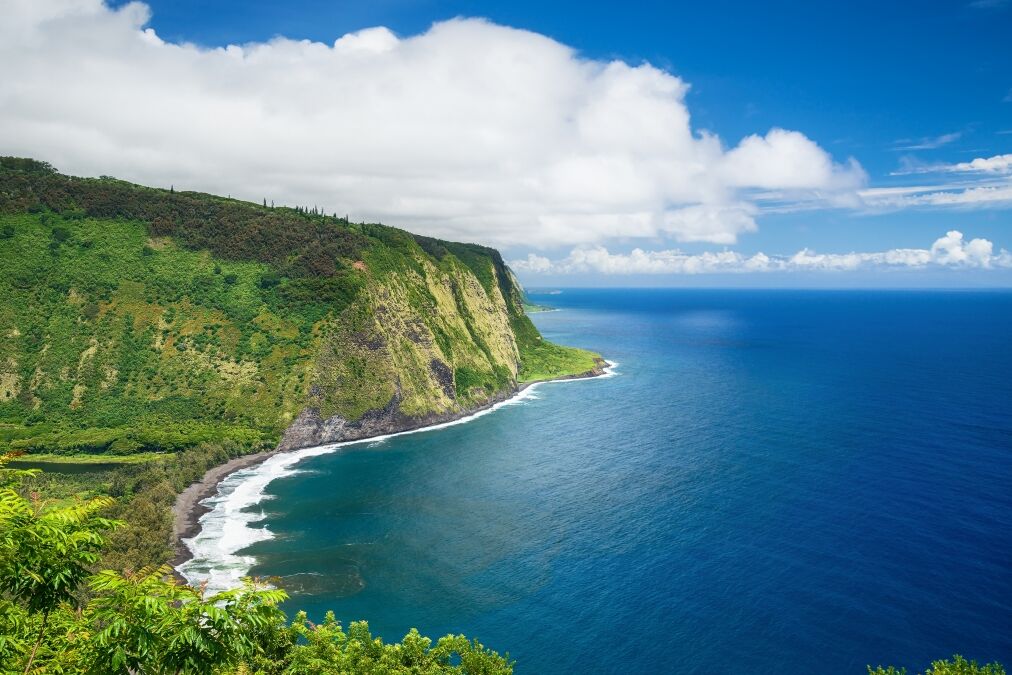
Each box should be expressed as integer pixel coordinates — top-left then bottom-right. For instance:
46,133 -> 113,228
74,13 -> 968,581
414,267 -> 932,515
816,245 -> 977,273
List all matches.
0,210 -> 318,452
12,440 -> 256,571
522,302 -> 556,313
11,451 -> 167,465
518,341 -> 601,382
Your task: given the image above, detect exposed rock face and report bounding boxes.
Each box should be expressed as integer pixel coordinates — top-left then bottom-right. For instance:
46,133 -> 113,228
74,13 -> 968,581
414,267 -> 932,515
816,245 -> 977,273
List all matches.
303,251 -> 527,434
429,359 -> 455,400
278,357 -> 608,452
278,387 -> 513,451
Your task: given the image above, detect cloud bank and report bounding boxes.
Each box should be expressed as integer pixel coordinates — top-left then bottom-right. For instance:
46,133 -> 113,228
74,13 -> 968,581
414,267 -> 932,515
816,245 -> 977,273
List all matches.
512,231 -> 1012,275
0,0 -> 867,248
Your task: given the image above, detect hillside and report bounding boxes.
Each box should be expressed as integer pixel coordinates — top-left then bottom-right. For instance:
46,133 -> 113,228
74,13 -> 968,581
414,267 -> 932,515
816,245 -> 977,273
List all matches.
0,157 -> 601,457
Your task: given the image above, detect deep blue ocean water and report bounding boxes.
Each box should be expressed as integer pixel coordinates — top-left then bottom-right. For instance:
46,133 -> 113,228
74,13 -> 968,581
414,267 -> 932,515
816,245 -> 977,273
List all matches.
243,289 -> 1012,673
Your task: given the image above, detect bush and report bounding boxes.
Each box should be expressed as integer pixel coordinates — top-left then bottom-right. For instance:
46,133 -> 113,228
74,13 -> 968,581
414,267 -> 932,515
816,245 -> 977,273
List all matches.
82,302 -> 100,320
0,156 -> 56,173
869,655 -> 1006,675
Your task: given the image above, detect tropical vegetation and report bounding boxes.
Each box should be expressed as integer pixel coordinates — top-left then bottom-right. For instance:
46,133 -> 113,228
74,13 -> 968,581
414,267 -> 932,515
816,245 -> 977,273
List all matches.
0,453 -> 513,674
1,158 -> 994,673
868,656 -> 1006,675
0,156 -> 599,460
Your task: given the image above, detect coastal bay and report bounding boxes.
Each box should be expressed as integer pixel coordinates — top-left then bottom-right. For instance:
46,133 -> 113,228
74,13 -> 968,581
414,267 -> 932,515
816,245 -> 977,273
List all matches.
202,289 -> 1012,674
173,359 -> 611,580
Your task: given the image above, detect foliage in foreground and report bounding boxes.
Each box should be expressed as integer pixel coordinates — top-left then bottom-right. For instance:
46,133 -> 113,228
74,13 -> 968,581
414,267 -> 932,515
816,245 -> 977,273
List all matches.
869,655 -> 1006,675
16,440 -> 260,574
0,455 -> 513,674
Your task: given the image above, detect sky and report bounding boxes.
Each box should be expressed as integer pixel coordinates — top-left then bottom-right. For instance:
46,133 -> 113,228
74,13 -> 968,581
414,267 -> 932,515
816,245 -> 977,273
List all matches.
2,0 -> 1011,286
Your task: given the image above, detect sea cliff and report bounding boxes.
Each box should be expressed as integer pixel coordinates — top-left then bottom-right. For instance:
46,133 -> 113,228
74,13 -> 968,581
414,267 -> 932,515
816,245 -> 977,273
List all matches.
0,157 -> 601,458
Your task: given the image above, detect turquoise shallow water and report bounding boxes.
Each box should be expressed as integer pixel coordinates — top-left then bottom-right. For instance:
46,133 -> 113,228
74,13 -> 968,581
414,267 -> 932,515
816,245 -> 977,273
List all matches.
223,289 -> 1010,673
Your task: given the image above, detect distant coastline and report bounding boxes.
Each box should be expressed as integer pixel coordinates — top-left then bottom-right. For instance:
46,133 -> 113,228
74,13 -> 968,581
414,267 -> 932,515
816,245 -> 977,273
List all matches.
171,358 -> 613,580
522,302 -> 558,313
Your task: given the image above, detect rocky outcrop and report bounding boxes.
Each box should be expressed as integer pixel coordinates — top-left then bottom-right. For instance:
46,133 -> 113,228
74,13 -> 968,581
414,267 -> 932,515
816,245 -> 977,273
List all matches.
278,387 -> 512,451
277,357 -> 608,452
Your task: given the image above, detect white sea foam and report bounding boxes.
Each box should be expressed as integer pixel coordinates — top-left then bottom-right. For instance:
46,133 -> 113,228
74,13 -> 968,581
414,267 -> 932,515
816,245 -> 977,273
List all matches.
177,361 -> 617,593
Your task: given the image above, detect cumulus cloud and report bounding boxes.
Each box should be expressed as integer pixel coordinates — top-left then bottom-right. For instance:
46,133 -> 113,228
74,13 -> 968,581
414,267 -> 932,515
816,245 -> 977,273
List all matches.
0,0 -> 866,248
511,231 -> 1012,274
721,129 -> 866,191
948,154 -> 1012,174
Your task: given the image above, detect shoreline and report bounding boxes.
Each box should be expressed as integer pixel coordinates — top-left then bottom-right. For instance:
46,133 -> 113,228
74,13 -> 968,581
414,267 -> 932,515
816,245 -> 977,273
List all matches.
170,360 -> 612,577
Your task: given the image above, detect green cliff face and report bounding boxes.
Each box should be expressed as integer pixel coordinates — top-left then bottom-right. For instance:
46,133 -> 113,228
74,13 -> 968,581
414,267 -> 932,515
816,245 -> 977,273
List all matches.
0,158 -> 600,456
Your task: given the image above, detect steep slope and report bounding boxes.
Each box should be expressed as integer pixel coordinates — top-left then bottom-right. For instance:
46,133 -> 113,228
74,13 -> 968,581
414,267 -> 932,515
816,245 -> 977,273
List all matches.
0,158 -> 602,456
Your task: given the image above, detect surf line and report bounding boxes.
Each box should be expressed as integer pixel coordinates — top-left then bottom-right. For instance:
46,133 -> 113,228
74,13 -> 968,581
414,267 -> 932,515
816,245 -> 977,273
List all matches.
177,360 -> 618,593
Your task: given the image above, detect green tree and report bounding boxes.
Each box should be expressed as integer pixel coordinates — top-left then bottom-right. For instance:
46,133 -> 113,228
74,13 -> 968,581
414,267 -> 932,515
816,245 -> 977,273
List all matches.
870,655 -> 1006,675
0,157 -> 56,173
85,566 -> 287,674
1,457 -> 515,674
286,612 -> 513,675
0,452 -> 120,673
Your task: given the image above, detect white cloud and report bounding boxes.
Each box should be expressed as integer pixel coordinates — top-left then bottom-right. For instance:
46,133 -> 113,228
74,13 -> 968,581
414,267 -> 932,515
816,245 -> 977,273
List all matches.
515,253 -> 554,274
0,0 -> 866,248
721,129 -> 866,190
893,153 -> 1012,176
930,230 -> 994,266
861,183 -> 1012,208
877,154 -> 1012,211
894,132 -> 962,151
512,231 -> 1012,274
949,154 -> 1012,174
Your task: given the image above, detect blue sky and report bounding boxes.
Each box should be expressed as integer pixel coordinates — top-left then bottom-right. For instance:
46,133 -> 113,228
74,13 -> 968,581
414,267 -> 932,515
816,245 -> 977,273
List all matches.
136,0 -> 1012,167
7,1 -> 1012,285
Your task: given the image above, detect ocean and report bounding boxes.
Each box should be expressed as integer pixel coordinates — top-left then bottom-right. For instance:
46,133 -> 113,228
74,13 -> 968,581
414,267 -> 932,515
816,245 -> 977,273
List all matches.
180,289 -> 1012,674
